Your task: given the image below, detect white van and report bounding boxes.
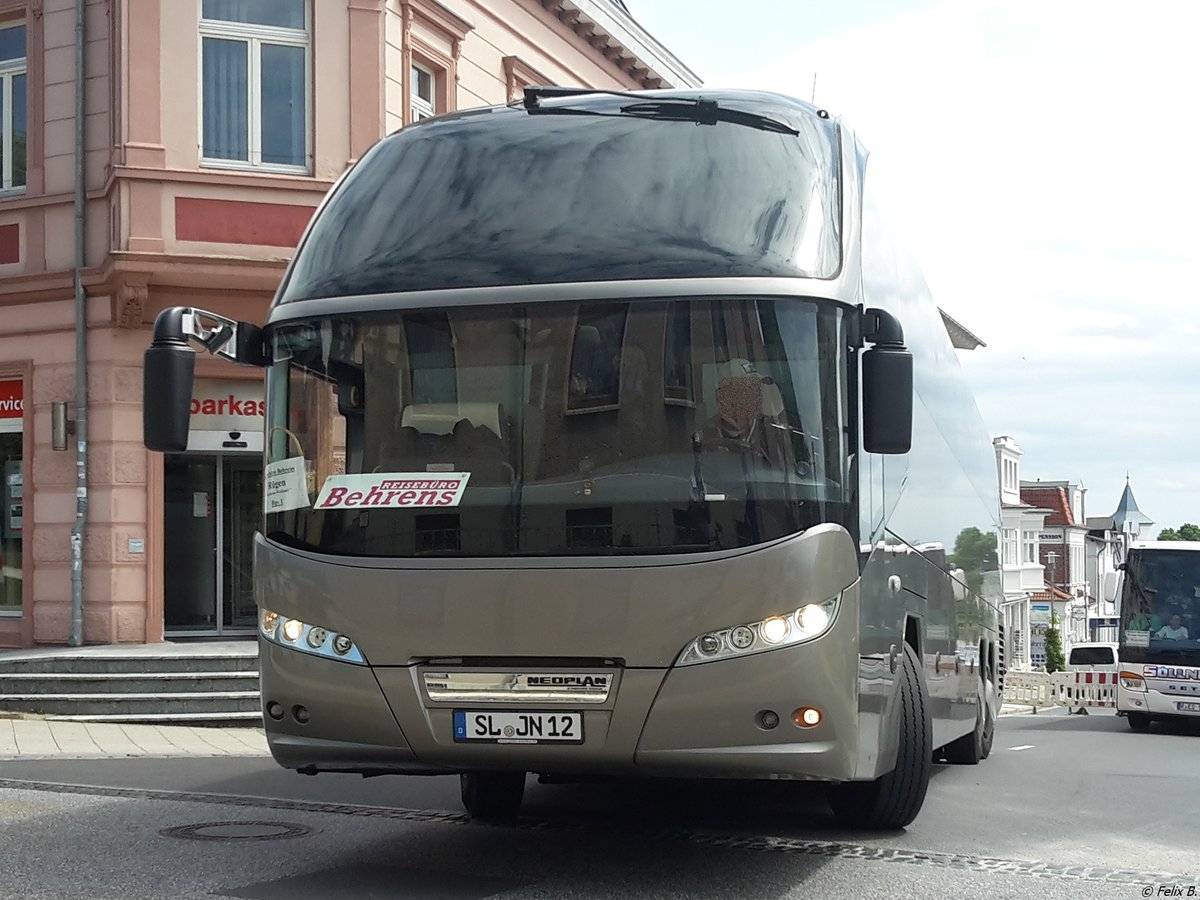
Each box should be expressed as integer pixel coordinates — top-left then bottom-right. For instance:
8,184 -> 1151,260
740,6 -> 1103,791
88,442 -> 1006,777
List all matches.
1066,642 -> 1119,672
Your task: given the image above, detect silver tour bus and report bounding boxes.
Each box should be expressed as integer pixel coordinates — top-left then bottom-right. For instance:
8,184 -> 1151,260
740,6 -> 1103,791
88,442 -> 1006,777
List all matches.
143,87 -> 1004,829
1115,541 -> 1200,730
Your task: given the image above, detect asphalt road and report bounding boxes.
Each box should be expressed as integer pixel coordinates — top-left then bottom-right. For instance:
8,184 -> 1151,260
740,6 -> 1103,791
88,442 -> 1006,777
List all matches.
1,708 -> 1196,899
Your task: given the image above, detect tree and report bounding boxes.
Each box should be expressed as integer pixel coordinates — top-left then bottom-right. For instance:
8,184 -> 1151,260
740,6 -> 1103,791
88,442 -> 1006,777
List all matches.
1043,613 -> 1066,674
1158,523 -> 1200,541
948,527 -> 998,597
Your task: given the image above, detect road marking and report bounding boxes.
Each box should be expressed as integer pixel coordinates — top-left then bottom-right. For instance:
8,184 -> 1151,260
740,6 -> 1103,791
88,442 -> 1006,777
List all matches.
1007,745 -> 1035,751
1,777 -> 1196,889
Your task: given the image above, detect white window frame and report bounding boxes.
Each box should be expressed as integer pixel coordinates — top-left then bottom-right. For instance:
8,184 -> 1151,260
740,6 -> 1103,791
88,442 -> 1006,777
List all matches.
198,2 -> 312,174
0,21 -> 26,195
1003,529 -> 1018,567
1022,530 -> 1037,564
411,61 -> 437,122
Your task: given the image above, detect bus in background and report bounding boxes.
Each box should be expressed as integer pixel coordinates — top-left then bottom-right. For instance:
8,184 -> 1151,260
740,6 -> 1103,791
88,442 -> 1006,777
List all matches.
1116,541 -> 1200,730
142,87 -> 1003,829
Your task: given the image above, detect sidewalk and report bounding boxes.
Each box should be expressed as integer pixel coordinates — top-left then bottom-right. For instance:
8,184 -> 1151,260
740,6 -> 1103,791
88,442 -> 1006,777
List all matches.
999,702 -> 1052,716
0,714 -> 270,760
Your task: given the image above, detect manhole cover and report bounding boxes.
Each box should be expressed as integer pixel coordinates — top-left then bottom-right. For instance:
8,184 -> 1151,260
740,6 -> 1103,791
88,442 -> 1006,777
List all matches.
160,821 -> 313,842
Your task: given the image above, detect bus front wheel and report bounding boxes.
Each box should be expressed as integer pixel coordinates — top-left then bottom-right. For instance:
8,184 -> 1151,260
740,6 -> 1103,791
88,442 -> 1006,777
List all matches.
828,643 -> 931,829
1126,712 -> 1152,732
460,771 -> 526,822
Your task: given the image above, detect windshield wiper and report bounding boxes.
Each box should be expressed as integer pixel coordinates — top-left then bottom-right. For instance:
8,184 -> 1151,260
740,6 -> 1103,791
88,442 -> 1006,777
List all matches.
619,100 -> 799,135
521,86 -> 645,107
519,86 -> 801,136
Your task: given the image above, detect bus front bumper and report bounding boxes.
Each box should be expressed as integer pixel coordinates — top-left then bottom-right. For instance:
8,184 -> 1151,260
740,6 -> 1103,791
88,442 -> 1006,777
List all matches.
260,604 -> 861,783
1119,684 -> 1200,719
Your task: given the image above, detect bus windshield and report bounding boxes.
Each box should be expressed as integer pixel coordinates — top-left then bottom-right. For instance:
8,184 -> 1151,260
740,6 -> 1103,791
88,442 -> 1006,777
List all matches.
264,296 -> 854,558
1119,548 -> 1200,665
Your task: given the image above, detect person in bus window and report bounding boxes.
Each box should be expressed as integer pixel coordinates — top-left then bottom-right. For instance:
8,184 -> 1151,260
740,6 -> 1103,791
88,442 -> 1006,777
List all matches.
1154,614 -> 1189,641
1127,596 -> 1154,631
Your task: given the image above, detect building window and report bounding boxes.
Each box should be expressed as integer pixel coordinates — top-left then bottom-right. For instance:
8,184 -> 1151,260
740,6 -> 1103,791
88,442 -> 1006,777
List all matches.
200,0 -> 309,171
568,304 -> 626,412
1022,530 -> 1037,564
405,312 -> 456,404
411,62 -> 437,121
663,301 -> 693,403
0,378 -> 22,614
502,55 -> 552,104
0,22 -> 26,193
1002,528 -> 1018,567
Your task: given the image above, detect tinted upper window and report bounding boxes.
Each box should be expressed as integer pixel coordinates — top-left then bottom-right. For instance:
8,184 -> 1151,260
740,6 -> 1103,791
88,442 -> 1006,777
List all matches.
1068,646 -> 1115,666
278,92 -> 842,302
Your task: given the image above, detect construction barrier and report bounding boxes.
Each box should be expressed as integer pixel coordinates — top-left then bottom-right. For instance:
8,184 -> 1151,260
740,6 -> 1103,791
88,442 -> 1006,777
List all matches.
1062,672 -> 1118,711
1002,671 -> 1059,710
1002,671 -> 1120,712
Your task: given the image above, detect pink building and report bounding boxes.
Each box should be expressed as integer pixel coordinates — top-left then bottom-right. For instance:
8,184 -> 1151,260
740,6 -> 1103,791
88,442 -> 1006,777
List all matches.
0,0 -> 698,647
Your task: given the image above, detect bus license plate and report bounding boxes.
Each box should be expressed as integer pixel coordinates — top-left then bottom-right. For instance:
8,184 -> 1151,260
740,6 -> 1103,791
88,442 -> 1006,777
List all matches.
1176,702 -> 1200,713
453,711 -> 583,744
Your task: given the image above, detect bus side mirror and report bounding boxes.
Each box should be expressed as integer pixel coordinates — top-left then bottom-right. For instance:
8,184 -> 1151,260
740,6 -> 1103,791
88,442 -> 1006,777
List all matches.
861,308 -> 913,454
144,310 -> 196,452
142,307 -> 268,453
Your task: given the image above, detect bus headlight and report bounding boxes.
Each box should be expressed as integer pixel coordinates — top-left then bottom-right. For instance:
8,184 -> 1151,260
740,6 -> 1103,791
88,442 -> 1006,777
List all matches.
676,595 -> 840,666
259,609 -> 367,665
1119,671 -> 1146,692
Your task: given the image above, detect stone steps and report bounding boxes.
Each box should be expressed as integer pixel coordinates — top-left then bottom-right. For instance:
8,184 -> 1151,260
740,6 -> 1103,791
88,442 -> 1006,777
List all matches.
0,647 -> 261,724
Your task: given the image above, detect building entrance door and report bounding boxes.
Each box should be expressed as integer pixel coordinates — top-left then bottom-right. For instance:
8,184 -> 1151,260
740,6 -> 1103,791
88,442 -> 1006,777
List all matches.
163,453 -> 261,635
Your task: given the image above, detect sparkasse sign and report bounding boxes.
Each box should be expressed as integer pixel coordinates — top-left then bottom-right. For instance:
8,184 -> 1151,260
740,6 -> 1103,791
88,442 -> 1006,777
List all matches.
189,379 -> 265,431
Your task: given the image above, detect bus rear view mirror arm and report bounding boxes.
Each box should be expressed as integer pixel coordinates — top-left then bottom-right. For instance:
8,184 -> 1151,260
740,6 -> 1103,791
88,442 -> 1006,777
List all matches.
860,307 -> 913,455
143,306 -> 268,453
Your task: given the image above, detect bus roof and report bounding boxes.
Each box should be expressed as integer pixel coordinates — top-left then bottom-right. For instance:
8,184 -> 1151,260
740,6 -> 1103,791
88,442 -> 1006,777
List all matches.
272,89 -> 845,306
1128,541 -> 1200,551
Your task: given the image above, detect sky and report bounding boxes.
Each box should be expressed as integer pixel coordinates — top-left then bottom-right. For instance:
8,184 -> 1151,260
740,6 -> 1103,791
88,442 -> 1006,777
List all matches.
629,0 -> 1200,531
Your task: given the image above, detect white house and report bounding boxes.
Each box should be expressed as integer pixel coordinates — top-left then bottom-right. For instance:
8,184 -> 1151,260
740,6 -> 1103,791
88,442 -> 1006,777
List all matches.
994,436 -> 1049,670
1021,480 -> 1089,645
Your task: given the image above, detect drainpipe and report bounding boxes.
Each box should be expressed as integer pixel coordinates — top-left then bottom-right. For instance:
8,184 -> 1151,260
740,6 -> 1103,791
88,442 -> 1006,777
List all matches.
69,0 -> 88,646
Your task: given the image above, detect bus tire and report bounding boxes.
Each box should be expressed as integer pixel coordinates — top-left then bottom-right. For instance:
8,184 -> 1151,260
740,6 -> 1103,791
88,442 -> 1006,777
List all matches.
1127,712 -> 1152,732
944,677 -> 989,765
460,771 -> 526,822
980,692 -> 995,761
828,643 -> 931,829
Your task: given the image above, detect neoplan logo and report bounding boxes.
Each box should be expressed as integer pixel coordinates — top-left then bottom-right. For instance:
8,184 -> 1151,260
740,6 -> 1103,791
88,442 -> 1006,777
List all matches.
527,675 -> 610,688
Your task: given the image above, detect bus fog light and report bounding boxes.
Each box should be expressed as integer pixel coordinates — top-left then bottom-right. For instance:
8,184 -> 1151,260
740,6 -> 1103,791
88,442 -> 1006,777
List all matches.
698,634 -> 722,655
760,616 -> 789,644
306,627 -> 329,649
758,710 -> 780,729
282,619 -> 303,643
794,707 -> 822,727
332,634 -> 354,655
730,626 -> 754,650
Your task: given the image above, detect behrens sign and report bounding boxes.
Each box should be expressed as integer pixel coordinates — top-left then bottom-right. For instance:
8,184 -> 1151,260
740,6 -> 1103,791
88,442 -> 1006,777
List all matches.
314,473 -> 470,510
